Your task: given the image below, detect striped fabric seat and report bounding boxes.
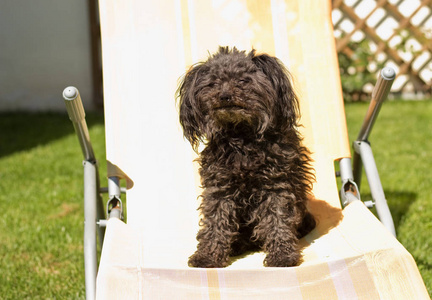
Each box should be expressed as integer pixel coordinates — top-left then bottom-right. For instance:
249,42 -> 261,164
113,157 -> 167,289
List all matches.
95,0 -> 429,298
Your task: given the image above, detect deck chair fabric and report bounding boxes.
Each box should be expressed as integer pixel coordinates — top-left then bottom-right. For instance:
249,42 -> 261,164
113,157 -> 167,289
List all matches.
96,0 -> 428,299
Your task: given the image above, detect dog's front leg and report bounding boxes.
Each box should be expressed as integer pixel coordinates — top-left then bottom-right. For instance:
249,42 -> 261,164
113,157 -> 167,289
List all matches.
188,196 -> 238,268
253,192 -> 302,267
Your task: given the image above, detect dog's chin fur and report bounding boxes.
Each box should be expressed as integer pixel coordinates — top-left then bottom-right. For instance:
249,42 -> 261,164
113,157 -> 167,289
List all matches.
177,46 -> 316,268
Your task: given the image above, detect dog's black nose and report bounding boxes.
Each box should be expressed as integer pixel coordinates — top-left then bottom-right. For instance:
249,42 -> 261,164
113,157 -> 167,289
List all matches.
219,82 -> 232,102
220,92 -> 232,102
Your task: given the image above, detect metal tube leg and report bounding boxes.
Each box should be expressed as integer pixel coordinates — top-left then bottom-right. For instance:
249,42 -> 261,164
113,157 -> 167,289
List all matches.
84,161 -> 98,300
354,141 -> 396,236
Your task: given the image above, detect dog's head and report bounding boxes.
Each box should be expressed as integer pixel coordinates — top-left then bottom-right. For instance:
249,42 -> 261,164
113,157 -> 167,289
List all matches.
177,46 -> 300,149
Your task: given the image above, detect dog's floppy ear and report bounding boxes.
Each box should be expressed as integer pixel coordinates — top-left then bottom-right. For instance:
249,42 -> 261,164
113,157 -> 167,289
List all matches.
177,63 -> 205,150
251,52 -> 300,130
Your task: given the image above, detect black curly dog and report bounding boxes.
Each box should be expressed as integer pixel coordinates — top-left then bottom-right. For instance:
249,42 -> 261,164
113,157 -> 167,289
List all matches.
177,47 -> 316,268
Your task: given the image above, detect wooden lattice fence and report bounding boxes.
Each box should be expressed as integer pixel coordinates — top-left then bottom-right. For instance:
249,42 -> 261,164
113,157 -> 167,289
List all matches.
332,0 -> 432,99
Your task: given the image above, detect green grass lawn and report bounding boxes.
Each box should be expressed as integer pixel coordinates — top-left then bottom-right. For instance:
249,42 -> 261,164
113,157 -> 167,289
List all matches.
0,101 -> 431,298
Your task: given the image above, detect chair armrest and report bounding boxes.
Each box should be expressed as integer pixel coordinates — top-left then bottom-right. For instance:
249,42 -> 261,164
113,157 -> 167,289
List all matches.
357,67 -> 396,142
353,68 -> 396,186
63,86 -> 96,162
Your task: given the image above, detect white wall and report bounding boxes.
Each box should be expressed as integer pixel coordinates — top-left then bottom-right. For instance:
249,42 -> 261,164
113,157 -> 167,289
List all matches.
0,0 -> 94,111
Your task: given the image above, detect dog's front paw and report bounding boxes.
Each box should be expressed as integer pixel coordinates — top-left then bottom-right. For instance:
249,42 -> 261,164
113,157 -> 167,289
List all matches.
188,251 -> 229,268
264,250 -> 300,267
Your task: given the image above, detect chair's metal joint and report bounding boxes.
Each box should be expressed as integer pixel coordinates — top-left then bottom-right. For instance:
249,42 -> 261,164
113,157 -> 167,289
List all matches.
107,196 -> 124,220
364,200 -> 375,208
340,179 -> 361,207
353,140 -> 370,152
82,158 -> 98,167
97,219 -> 108,227
99,187 -> 127,194
339,157 -> 361,207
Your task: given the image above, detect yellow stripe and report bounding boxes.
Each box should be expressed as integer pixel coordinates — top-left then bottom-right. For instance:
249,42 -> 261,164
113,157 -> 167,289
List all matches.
346,257 -> 381,299
180,0 -> 193,67
246,0 -> 275,54
296,263 -> 339,299
206,269 -> 221,300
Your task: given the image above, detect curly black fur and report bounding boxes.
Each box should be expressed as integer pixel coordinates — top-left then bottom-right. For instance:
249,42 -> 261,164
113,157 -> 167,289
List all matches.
177,47 -> 316,268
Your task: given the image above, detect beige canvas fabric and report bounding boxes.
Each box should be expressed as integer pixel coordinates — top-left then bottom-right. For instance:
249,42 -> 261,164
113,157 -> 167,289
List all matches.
96,0 -> 429,298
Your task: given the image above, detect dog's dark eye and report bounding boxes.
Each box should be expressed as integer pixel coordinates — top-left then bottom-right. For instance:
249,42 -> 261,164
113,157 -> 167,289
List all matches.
239,78 -> 251,84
